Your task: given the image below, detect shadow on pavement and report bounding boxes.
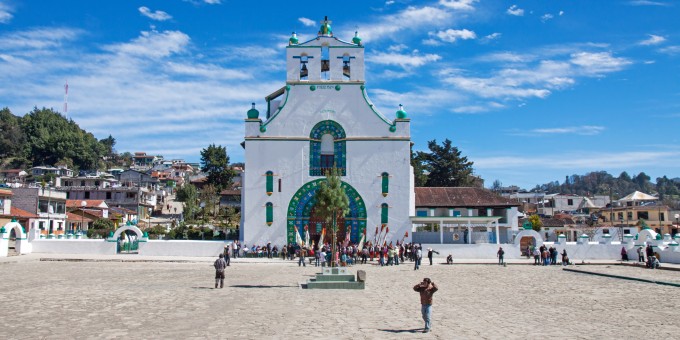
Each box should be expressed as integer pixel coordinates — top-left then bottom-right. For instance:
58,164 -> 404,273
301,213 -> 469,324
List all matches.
230,284 -> 297,289
379,328 -> 423,333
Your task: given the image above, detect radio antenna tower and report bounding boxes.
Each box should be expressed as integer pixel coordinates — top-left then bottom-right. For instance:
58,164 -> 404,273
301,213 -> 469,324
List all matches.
63,80 -> 68,117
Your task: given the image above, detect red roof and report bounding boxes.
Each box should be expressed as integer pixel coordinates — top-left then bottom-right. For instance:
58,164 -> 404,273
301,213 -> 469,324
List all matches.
0,189 -> 13,196
8,206 -> 39,218
66,200 -> 106,208
66,212 -> 94,223
415,187 -> 520,208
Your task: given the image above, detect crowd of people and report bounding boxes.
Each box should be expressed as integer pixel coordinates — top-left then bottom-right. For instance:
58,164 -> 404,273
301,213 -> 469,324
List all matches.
225,240 -> 438,269
527,245 -> 569,266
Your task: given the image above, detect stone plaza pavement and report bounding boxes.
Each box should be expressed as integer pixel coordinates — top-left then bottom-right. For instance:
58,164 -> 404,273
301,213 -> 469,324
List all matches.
1,255 -> 679,339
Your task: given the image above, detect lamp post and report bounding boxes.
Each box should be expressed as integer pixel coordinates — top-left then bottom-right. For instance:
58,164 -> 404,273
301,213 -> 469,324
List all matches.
619,216 -> 624,241
80,200 -> 87,234
148,207 -> 152,229
675,213 -> 679,237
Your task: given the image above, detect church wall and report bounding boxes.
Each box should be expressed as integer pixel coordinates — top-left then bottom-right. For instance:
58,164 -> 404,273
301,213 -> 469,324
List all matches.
241,137 -> 412,247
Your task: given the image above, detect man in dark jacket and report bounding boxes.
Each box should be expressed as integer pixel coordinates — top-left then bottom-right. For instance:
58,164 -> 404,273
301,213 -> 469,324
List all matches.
413,278 -> 438,333
214,253 -> 227,289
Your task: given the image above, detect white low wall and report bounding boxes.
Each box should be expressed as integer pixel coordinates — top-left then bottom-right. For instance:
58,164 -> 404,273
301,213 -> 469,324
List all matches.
422,242 -> 627,261
139,240 -> 229,257
31,239 -> 116,255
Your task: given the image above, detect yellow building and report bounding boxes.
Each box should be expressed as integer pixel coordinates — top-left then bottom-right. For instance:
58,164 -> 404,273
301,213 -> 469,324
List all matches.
594,204 -> 673,235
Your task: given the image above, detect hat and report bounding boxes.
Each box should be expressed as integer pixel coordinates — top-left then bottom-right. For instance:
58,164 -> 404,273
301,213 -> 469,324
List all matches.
219,253 -> 224,258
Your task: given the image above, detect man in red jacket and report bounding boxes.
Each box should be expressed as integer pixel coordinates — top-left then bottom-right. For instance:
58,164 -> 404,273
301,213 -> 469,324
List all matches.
413,277 -> 438,333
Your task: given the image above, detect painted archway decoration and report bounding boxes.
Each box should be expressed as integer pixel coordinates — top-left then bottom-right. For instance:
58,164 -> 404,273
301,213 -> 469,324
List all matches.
0,220 -> 31,256
513,229 -> 544,248
108,225 -> 147,243
287,179 -> 366,244
309,120 -> 346,176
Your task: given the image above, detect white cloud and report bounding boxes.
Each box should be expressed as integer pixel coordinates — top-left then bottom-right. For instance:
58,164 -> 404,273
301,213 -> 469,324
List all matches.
348,6 -> 451,42
0,2 -> 12,24
104,30 -> 190,59
481,33 -> 501,43
639,34 -> 666,46
478,51 -> 533,63
541,14 -> 554,22
475,151 -> 680,170
659,45 -> 680,55
559,11 -> 565,16
139,7 -> 172,21
368,50 -> 441,68
570,52 -> 632,74
386,0 -> 395,5
428,29 -> 476,43
628,0 -> 671,6
528,125 -> 605,136
453,102 -> 505,114
439,0 -> 477,11
203,0 -> 221,4
388,44 -> 408,52
506,5 -> 524,16
298,17 -> 316,27
0,27 -> 81,50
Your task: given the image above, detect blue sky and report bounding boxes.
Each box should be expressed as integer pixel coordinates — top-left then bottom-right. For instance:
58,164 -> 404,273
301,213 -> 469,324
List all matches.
1,0 -> 679,190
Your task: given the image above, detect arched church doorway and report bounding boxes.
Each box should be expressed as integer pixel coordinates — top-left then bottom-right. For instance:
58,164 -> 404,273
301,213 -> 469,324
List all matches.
111,224 -> 144,254
287,179 -> 366,246
308,206 -> 346,245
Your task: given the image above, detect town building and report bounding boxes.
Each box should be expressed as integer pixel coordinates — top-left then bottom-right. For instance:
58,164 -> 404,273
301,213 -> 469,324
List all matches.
10,187 -> 67,235
241,18 -> 413,246
410,187 -> 520,244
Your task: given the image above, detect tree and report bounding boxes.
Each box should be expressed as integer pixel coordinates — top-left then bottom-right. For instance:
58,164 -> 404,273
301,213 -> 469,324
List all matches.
92,218 -> 115,230
176,184 -> 198,221
410,145 -> 429,187
415,139 -> 475,187
528,214 -> 543,232
200,144 -> 235,191
99,135 -> 116,156
313,167 -> 349,266
491,179 -> 503,193
0,107 -> 26,158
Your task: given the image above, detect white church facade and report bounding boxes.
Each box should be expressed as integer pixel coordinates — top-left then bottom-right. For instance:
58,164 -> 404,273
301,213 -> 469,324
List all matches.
241,18 -> 415,247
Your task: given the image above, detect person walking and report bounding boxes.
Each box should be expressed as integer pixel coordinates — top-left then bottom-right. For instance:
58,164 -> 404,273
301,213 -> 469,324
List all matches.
561,249 -> 569,266
427,248 -> 434,266
620,246 -> 628,261
497,247 -> 504,265
298,246 -> 307,267
214,253 -> 227,289
414,246 -> 422,270
413,278 -> 438,333
637,246 -> 645,262
223,245 -> 231,266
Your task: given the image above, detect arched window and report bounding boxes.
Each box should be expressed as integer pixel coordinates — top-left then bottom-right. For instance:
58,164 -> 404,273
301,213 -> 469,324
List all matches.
309,120 -> 346,176
265,202 -> 273,226
265,171 -> 273,196
381,172 -> 389,197
381,203 -> 389,224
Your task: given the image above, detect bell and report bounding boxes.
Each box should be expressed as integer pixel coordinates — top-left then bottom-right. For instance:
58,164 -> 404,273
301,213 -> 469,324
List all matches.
300,63 -> 308,78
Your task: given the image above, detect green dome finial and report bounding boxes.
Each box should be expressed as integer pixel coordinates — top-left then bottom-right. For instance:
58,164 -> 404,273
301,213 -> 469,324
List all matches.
289,32 -> 299,45
396,104 -> 408,119
352,31 -> 362,45
247,102 -> 260,119
318,16 -> 333,36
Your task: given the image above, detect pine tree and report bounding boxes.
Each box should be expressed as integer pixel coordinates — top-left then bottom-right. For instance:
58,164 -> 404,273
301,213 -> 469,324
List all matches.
314,167 -> 349,266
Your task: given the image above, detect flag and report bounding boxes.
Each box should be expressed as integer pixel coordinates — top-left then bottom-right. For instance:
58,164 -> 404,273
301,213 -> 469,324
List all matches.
304,225 -> 310,248
294,226 -> 303,247
358,228 -> 366,251
319,227 -> 326,248
343,228 -> 351,247
373,226 -> 379,244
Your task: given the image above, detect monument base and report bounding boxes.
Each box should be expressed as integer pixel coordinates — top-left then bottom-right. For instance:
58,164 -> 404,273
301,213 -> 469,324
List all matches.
305,267 -> 365,290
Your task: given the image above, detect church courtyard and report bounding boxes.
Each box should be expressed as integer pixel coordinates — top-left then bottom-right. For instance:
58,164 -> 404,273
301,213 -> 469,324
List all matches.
1,258 -> 678,338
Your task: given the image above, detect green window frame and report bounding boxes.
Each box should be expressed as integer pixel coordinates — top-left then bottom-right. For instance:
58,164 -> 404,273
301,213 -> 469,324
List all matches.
265,171 -> 273,196
266,202 -> 273,226
381,203 -> 389,224
381,172 -> 389,197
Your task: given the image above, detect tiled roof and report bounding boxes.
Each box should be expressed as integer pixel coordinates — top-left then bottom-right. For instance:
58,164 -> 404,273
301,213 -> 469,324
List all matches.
66,200 -> 107,208
110,206 -> 137,215
66,212 -> 94,223
415,187 -> 520,208
0,189 -> 13,196
8,206 -> 39,218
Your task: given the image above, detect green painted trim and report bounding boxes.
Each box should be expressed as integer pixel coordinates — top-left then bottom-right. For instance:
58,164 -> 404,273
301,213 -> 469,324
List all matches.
106,240 -> 118,242
245,137 -> 411,141
360,85 -> 394,128
310,85 -> 316,91
287,45 -> 363,49
287,81 -> 363,86
260,85 -> 291,129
